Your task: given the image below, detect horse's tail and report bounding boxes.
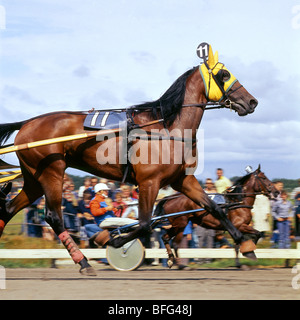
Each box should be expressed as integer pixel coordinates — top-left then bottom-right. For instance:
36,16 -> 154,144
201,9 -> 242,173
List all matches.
0,121 -> 26,146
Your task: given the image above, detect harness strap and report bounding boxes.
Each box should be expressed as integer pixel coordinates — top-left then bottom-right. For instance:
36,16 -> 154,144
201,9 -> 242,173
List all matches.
128,134 -> 197,143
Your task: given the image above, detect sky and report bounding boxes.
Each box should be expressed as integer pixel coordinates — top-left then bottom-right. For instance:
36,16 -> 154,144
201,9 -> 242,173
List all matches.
0,0 -> 299,180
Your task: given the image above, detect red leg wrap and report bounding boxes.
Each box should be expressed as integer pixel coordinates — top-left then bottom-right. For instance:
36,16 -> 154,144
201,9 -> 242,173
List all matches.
59,231 -> 84,263
0,220 -> 5,237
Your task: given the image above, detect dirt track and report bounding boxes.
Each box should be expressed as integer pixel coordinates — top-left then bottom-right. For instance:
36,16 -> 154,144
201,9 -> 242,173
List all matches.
0,265 -> 299,300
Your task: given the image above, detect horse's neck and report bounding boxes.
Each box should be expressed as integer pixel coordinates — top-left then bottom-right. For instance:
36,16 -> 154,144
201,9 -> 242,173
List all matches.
170,106 -> 204,135
242,185 -> 256,207
171,68 -> 207,134
132,67 -> 206,135
132,106 -> 204,137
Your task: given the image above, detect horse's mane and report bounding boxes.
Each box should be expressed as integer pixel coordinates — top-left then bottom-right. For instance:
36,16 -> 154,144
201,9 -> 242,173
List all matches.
225,173 -> 252,200
134,67 -> 198,125
232,173 -> 252,186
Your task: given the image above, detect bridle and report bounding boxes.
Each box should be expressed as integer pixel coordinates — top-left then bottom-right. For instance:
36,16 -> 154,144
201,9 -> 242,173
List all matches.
182,61 -> 243,111
251,171 -> 274,199
225,171 -> 275,201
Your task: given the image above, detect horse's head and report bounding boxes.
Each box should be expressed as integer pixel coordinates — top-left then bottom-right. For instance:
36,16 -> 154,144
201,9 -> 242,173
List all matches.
226,165 -> 278,201
197,43 -> 258,116
250,165 -> 279,199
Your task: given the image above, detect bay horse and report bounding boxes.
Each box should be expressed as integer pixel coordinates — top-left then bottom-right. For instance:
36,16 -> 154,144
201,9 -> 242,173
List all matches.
0,45 -> 258,275
153,165 -> 278,269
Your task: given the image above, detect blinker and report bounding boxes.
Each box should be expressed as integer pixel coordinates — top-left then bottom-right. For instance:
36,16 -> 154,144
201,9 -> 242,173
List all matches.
197,43 -> 238,102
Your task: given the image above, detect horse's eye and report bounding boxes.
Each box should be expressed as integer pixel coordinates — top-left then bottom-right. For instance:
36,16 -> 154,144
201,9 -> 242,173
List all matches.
216,69 -> 231,83
222,70 -> 231,82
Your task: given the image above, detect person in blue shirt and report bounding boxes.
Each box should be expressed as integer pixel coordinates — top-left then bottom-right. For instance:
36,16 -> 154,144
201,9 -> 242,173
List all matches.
272,190 -> 293,249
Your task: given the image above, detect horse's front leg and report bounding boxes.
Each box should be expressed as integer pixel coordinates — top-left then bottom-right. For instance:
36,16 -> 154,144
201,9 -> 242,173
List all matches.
162,230 -> 176,268
173,232 -> 188,270
108,179 -> 160,248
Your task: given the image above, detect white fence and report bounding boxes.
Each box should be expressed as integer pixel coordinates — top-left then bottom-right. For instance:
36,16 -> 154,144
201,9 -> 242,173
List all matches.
0,243 -> 300,260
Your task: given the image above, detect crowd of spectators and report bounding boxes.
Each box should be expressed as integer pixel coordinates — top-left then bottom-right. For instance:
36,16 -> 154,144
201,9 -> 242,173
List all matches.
16,168 -> 300,267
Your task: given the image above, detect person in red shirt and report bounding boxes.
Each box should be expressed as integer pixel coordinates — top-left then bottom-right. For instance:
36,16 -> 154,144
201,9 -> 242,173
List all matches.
84,183 -> 116,239
112,192 -> 127,217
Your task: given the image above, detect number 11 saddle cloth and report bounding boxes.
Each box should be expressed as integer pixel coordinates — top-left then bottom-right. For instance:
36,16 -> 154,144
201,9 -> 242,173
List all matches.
83,110 -> 128,131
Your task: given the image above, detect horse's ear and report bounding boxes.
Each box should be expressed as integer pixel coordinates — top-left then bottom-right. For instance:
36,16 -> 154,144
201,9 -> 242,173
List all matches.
257,164 -> 261,172
214,50 -> 219,64
207,45 -> 216,69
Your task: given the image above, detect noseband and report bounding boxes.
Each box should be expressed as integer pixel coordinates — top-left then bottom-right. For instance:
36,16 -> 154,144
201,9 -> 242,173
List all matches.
182,62 -> 243,110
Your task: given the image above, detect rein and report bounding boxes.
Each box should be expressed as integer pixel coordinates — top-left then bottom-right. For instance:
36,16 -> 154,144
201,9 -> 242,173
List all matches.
182,85 -> 244,111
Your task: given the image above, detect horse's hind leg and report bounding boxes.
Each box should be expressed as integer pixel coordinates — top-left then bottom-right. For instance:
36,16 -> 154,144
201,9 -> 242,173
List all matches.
40,169 -> 96,276
107,179 -> 160,248
0,172 -> 44,237
234,244 -> 242,268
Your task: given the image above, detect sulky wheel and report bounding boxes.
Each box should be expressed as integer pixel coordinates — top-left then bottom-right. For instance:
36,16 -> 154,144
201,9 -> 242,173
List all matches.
106,237 -> 145,271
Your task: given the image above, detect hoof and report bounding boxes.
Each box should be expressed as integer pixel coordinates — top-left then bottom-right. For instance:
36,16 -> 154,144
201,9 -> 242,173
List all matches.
107,235 -> 126,248
79,266 -> 97,276
0,182 -> 12,198
240,239 -> 256,254
240,264 -> 252,271
167,259 -> 174,269
242,251 -> 257,261
177,264 -> 192,270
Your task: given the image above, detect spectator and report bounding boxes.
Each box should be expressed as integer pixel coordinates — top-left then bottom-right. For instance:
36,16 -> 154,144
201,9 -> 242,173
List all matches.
214,168 -> 232,193
62,179 -> 79,233
84,183 -> 116,239
77,190 -> 95,247
251,194 -> 271,239
205,177 -> 225,203
112,192 -> 127,217
117,184 -> 138,219
121,185 -> 134,204
26,197 -> 44,238
272,190 -> 293,249
196,226 -> 215,264
291,179 -> 300,237
77,189 -> 95,226
107,180 -> 117,200
204,178 -> 217,194
176,221 -> 195,269
121,203 -> 139,219
78,177 -> 92,199
291,179 -> 300,205
90,176 -> 99,197
270,181 -> 284,247
38,197 -> 55,241
214,231 -> 232,248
